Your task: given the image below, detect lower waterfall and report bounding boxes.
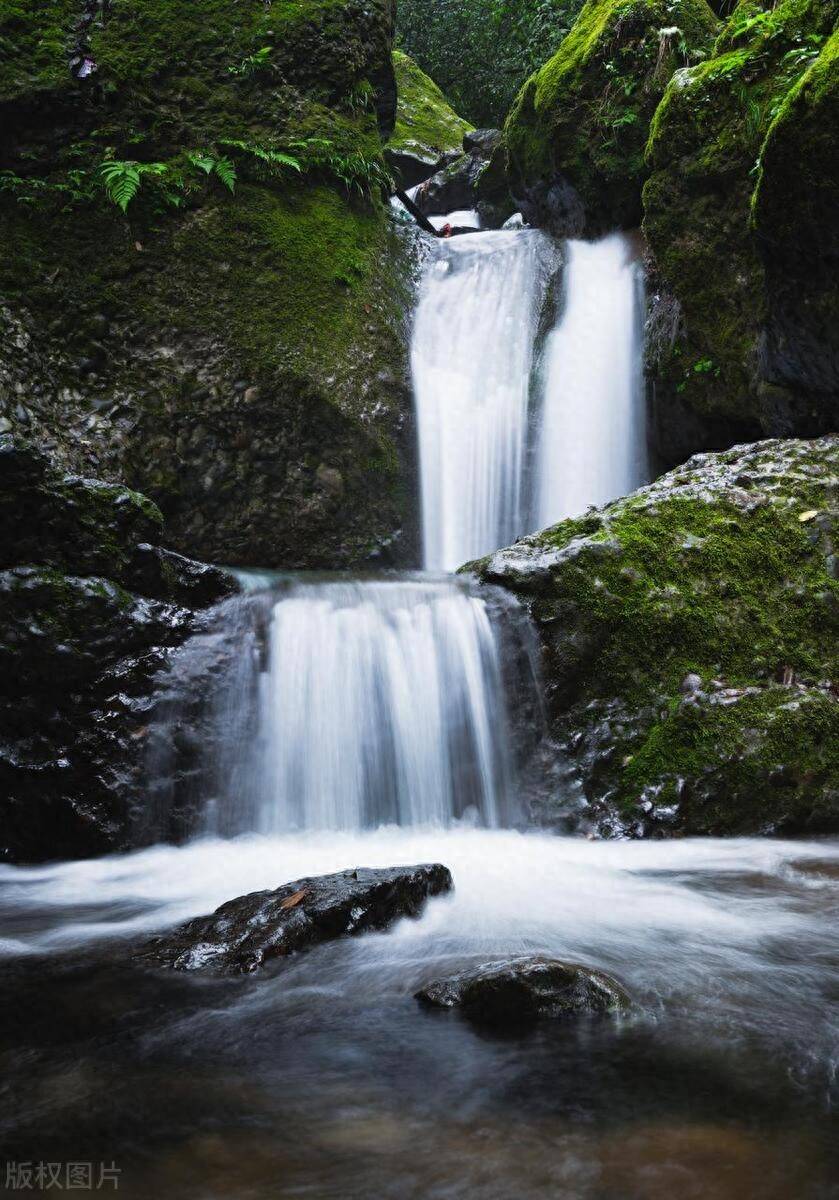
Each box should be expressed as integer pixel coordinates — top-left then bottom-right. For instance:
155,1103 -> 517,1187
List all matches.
535,232 -> 649,526
151,576 -> 529,837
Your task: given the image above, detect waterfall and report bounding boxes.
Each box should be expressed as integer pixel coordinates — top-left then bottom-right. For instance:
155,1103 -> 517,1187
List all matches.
411,225 -> 558,570
150,577 -> 531,837
534,232 -> 648,526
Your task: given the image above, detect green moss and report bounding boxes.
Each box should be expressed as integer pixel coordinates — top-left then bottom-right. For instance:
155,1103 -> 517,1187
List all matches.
504,0 -> 719,230
480,437 -> 839,834
0,0 -> 77,102
388,50 -> 472,158
642,0 -> 837,430
619,687 -> 839,832
175,182 -> 386,375
535,488 -> 837,701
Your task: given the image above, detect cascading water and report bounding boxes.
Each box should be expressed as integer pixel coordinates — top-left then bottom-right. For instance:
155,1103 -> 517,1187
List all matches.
152,576 -> 531,838
534,232 -> 649,526
411,225 -> 559,570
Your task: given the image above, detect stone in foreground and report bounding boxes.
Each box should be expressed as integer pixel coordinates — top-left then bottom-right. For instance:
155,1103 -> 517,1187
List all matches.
138,864 -> 453,975
416,956 -> 630,1026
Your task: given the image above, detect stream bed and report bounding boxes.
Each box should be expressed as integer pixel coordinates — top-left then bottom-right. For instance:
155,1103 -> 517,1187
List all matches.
1,828 -> 838,1198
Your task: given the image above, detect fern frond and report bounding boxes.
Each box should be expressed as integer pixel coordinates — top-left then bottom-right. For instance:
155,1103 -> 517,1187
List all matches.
213,156 -> 237,193
99,161 -> 142,212
188,152 -> 215,175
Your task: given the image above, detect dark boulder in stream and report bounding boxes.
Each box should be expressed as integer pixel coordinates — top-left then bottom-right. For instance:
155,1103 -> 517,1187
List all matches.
417,956 -> 630,1026
136,864 -> 454,975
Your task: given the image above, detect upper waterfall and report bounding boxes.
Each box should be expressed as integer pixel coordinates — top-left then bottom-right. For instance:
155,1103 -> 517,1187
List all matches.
409,220 -> 648,568
411,224 -> 558,570
534,232 -> 649,527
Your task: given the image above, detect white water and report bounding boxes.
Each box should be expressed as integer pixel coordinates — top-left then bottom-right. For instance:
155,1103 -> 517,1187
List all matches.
158,578 -> 522,837
536,232 -> 649,525
2,829 -> 838,1093
412,223 -> 558,570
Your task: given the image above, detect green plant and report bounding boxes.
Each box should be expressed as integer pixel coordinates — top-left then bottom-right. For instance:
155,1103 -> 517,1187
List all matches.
228,45 -> 272,76
99,159 -> 170,212
187,151 -> 237,193
219,139 -> 302,175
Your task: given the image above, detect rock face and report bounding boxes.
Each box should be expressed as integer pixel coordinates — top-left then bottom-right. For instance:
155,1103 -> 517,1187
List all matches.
0,436 -> 235,863
752,27 -> 839,424
137,864 -> 454,974
414,128 -> 510,222
643,0 -> 839,461
468,436 -> 839,837
0,0 -> 419,569
416,956 -> 630,1025
503,0 -> 719,235
386,50 -> 473,187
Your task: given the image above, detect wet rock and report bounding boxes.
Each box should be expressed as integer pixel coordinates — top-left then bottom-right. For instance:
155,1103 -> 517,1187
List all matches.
0,435 -> 237,863
414,128 -> 504,216
470,436 -> 839,837
137,864 -> 454,974
416,956 -> 630,1026
386,51 -> 473,188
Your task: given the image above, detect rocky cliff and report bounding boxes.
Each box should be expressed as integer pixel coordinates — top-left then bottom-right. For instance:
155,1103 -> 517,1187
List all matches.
0,0 -> 419,569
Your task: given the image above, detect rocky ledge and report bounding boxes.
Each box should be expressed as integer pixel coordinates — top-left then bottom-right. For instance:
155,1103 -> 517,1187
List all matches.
468,436 -> 839,838
0,435 -> 235,863
136,864 -> 454,975
417,956 -> 630,1026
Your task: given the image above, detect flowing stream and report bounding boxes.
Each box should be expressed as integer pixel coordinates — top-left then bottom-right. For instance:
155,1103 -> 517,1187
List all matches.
1,210 -> 837,1199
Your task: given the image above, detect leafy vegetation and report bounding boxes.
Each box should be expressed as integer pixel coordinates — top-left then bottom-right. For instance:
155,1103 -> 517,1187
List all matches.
397,0 -> 587,126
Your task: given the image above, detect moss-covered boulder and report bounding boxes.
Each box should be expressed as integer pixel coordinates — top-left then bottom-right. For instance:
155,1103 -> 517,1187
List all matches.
504,0 -> 719,234
386,50 -> 473,186
643,0 -> 838,463
468,435 -> 839,837
0,0 -> 419,569
0,435 -> 235,863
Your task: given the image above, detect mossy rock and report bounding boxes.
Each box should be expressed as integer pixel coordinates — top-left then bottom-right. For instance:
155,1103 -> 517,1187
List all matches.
0,0 -> 418,569
752,28 -> 839,417
470,435 -> 839,837
504,0 -> 719,234
387,50 -> 473,186
642,0 -> 838,462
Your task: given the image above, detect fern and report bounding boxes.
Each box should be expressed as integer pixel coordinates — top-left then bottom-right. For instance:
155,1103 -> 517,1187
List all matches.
188,150 -> 237,192
213,155 -> 237,192
99,159 -> 168,212
219,138 -> 301,174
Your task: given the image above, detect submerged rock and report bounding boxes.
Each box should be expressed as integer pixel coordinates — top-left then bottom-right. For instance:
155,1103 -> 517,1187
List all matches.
416,956 -> 630,1026
468,435 -> 839,838
137,864 -> 453,974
